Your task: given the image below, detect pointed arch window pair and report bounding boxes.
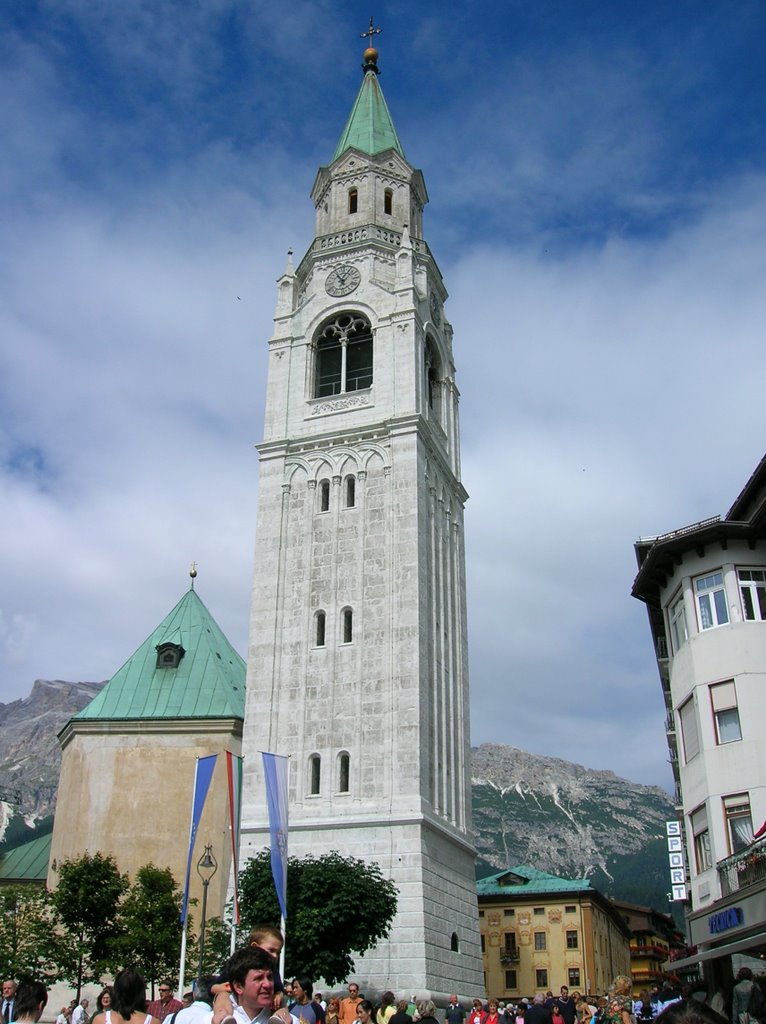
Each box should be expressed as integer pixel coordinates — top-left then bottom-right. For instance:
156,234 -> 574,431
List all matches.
315,313 -> 373,398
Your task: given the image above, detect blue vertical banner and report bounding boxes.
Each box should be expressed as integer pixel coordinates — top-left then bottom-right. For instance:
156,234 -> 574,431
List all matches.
262,751 -> 289,919
180,753 -> 218,924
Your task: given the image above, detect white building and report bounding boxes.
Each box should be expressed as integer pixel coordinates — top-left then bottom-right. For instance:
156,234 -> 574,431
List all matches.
632,452 -> 766,982
239,43 -> 484,998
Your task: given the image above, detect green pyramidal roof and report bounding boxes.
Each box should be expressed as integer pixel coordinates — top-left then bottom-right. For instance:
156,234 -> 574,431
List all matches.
333,69 -> 405,161
75,588 -> 245,721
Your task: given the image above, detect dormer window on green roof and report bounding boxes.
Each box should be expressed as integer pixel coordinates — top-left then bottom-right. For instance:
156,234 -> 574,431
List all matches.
156,642 -> 185,668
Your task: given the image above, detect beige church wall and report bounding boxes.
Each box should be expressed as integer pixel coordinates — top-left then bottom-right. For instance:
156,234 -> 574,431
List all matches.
49,721 -> 241,926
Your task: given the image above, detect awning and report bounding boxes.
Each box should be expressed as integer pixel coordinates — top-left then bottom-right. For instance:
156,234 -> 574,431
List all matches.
665,930 -> 766,970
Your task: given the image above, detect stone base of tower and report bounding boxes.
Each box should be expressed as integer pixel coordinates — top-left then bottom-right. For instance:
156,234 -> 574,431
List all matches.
240,815 -> 484,1000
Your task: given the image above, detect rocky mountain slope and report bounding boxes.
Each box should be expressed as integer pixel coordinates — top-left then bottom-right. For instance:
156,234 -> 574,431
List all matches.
0,683 -> 675,913
472,743 -> 675,909
0,678 -> 104,847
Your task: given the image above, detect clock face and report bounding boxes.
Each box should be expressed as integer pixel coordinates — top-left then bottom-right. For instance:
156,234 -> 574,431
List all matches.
429,292 -> 442,326
325,264 -> 361,297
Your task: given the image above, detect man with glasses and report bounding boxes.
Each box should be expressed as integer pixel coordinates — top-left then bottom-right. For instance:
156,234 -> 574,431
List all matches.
338,985 -> 360,1024
148,982 -> 183,1023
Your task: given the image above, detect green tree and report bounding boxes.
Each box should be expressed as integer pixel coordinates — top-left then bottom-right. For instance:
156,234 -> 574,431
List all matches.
116,864 -> 184,995
51,852 -> 128,997
238,850 -> 397,985
0,885 -> 59,980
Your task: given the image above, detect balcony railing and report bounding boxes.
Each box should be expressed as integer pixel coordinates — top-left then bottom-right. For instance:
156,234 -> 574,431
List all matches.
718,834 -> 766,896
500,949 -> 520,963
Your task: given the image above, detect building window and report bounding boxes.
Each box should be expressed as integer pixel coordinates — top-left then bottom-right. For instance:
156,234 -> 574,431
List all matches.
155,642 -> 184,668
669,592 -> 688,653
568,969 -> 581,988
505,970 -> 518,990
738,567 -> 766,621
451,932 -> 459,952
341,607 -> 353,644
504,932 -> 517,953
694,570 -> 730,630
424,337 -> 442,417
724,793 -> 753,855
710,680 -> 742,744
504,908 -> 515,917
536,970 -> 548,989
348,188 -> 358,214
480,934 -> 485,951
319,479 -> 330,512
315,313 -> 373,397
384,188 -> 393,215
566,930 -> 579,949
479,910 -> 485,918
309,754 -> 321,796
691,804 -> 712,872
533,907 -> 545,915
565,905 -> 576,913
679,696 -> 700,763
338,751 -> 350,793
534,931 -> 546,951
344,475 -> 356,508
315,611 -> 326,648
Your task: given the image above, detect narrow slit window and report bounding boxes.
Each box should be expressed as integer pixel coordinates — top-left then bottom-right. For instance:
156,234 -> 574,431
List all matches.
348,188 -> 358,214
309,754 -> 321,796
345,476 -> 356,508
384,188 -> 393,215
315,611 -> 326,648
339,752 -> 350,793
319,479 -> 330,512
342,608 -> 353,644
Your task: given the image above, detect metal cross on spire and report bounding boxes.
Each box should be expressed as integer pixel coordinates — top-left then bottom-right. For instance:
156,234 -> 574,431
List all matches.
361,16 -> 382,47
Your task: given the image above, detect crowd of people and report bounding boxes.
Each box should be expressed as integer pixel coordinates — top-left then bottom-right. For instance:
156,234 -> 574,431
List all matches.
2,927 -> 763,1024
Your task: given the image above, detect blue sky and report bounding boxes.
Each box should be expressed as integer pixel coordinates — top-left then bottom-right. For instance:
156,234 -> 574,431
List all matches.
1,1 -> 765,791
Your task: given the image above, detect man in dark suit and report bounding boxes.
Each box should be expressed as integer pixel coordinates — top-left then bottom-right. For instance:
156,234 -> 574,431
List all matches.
2,981 -> 17,1024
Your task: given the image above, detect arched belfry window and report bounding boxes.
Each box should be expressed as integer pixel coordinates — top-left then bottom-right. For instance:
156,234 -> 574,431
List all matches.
315,314 -> 373,398
384,188 -> 393,215
348,188 -> 358,214
425,337 -> 442,416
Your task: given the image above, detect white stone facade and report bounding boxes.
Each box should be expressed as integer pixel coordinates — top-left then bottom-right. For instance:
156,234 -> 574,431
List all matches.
240,91 -> 483,997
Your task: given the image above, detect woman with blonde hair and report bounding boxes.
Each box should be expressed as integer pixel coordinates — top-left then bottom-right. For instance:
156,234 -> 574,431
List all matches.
601,977 -> 633,1024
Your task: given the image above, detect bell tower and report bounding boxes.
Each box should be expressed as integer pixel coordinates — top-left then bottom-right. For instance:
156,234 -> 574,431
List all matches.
240,39 -> 483,997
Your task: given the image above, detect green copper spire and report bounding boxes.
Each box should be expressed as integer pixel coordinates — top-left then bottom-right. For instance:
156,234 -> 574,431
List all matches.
332,44 -> 405,161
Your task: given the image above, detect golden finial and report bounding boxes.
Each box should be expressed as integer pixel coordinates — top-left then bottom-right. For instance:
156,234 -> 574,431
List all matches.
189,561 -> 197,589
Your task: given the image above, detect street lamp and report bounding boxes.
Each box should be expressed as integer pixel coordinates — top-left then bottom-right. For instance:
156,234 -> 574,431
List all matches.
196,843 -> 218,978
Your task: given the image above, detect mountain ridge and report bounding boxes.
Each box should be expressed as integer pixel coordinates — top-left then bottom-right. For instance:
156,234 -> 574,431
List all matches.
0,683 -> 676,915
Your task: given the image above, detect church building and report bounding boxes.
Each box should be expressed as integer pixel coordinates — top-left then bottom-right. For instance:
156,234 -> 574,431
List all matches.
49,582 -> 244,922
239,41 -> 483,997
